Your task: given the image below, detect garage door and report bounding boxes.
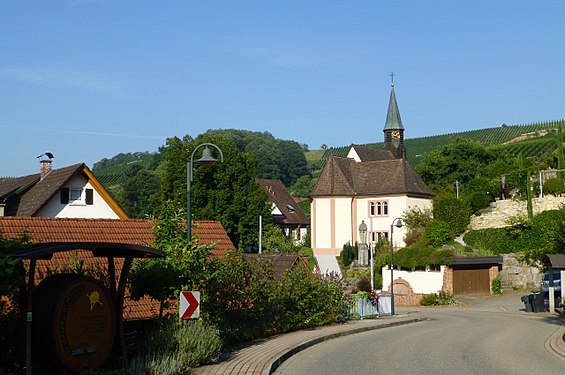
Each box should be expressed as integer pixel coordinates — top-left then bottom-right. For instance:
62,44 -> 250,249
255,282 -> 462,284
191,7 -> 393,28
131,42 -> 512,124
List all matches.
453,268 -> 490,295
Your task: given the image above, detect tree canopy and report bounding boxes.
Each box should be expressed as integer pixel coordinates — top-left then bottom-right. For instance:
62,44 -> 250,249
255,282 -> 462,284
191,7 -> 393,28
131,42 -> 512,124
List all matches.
415,138 -> 505,190
203,129 -> 310,186
157,134 -> 272,248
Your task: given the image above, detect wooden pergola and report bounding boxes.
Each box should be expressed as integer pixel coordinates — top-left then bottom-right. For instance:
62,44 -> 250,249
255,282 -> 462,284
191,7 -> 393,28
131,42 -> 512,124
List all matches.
9,241 -> 164,374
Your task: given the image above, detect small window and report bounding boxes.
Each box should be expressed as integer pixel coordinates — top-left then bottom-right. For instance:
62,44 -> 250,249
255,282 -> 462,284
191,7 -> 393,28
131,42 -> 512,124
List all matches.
69,189 -> 82,202
60,188 -> 94,206
286,204 -> 295,212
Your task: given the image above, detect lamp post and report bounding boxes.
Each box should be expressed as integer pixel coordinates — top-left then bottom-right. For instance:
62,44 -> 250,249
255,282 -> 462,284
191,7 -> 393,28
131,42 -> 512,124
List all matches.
187,143 -> 224,244
389,217 -> 404,316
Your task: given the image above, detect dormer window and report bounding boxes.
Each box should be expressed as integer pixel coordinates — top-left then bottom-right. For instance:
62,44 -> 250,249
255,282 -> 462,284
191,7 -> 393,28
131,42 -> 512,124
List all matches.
61,188 -> 94,205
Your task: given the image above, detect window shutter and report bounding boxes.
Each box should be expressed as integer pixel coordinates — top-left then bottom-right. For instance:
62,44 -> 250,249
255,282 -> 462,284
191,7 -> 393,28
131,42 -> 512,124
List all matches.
85,189 -> 94,205
61,188 -> 69,204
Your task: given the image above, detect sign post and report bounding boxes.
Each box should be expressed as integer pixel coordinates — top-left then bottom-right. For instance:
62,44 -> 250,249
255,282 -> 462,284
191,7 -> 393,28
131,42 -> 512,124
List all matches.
179,291 -> 200,319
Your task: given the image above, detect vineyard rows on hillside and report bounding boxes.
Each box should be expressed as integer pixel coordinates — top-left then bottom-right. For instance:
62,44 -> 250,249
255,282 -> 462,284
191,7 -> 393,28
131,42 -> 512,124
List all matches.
318,119 -> 565,168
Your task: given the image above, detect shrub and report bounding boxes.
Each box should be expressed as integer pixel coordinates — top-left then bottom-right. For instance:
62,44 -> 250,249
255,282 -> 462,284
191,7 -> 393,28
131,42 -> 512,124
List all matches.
403,207 -> 433,229
276,266 -> 345,332
465,191 -> 492,214
463,228 -> 514,255
424,220 -> 451,247
200,251 -> 277,346
340,242 -> 357,268
404,227 -> 424,247
491,276 -> 502,295
386,243 -> 453,270
403,207 -> 433,246
543,177 -> 565,196
531,209 -> 565,251
433,193 -> 471,236
79,370 -> 132,375
420,291 -> 456,306
343,267 -> 382,292
130,319 -> 222,374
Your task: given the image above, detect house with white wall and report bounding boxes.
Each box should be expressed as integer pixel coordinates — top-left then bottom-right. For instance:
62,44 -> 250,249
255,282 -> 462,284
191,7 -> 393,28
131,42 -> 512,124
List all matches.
310,82 -> 434,272
0,158 -> 127,219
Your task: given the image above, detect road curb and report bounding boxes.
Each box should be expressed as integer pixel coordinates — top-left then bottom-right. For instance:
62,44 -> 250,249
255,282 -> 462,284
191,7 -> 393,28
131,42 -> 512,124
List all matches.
262,316 -> 428,375
545,314 -> 565,359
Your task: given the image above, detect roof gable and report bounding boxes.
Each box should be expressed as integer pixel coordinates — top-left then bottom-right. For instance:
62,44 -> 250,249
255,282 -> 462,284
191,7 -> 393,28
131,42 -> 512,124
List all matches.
310,157 -> 355,196
0,163 -> 128,218
244,253 -> 309,279
256,179 -> 309,225
347,144 -> 394,162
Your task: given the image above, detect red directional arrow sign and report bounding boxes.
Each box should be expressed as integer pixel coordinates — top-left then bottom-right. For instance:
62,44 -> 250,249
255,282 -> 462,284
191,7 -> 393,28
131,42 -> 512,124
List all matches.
179,291 -> 200,319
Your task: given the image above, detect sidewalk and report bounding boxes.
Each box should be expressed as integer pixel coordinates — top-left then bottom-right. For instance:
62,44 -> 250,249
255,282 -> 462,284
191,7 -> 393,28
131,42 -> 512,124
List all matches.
193,314 -> 426,375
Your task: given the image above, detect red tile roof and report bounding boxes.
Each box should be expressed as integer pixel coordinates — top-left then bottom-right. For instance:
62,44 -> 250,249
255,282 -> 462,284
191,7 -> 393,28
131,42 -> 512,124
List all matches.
0,217 -> 235,320
0,217 -> 234,256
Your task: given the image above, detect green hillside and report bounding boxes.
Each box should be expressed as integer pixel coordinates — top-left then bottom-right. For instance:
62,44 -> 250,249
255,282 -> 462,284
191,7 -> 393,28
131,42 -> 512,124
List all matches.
311,119 -> 565,168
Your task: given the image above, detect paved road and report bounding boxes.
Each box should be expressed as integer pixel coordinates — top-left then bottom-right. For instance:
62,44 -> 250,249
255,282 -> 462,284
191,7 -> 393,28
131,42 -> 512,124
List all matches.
275,294 -> 565,375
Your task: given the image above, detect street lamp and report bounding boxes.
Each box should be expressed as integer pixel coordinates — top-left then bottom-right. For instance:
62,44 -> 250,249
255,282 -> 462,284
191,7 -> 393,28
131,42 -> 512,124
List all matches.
389,217 -> 404,315
187,143 -> 224,244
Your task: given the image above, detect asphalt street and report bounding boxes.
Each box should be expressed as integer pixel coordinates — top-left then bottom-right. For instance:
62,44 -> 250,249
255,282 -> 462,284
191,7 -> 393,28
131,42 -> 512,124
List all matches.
275,293 -> 565,375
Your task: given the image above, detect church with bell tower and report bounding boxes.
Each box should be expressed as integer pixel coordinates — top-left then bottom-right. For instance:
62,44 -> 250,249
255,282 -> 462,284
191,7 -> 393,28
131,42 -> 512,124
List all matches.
309,75 -> 434,274
383,73 -> 406,159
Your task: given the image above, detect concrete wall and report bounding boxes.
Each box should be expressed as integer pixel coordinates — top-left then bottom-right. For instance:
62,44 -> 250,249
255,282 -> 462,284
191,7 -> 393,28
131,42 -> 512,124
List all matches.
381,266 -> 445,294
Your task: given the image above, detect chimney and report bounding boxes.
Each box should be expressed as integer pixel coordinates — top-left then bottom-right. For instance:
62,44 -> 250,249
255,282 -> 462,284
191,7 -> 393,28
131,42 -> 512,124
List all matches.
40,159 -> 52,180
0,198 -> 5,216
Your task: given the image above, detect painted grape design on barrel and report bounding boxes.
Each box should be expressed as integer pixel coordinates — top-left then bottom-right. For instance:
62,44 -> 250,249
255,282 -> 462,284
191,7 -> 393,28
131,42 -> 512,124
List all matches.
33,274 -> 116,373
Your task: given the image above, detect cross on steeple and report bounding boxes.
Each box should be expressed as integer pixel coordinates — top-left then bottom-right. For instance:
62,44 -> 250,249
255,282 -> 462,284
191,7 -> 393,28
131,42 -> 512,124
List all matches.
390,72 -> 395,86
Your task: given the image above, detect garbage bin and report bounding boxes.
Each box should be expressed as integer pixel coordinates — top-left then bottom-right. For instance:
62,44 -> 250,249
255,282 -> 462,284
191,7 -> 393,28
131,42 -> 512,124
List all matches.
531,292 -> 545,312
521,294 -> 533,312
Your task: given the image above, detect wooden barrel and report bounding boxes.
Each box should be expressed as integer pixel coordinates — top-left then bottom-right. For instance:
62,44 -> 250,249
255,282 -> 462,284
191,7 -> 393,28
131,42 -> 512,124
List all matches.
33,274 -> 116,373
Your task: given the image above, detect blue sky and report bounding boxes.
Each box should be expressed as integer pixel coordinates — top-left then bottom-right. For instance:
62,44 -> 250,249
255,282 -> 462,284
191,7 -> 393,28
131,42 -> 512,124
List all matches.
1,1 -> 564,176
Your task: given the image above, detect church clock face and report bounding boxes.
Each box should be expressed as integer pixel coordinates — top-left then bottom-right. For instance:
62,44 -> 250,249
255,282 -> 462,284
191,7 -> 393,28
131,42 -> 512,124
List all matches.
391,130 -> 400,140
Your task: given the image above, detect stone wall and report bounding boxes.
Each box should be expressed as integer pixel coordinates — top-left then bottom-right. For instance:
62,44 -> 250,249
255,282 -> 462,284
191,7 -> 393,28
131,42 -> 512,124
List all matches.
500,253 -> 541,291
469,196 -> 565,230
390,278 -> 422,306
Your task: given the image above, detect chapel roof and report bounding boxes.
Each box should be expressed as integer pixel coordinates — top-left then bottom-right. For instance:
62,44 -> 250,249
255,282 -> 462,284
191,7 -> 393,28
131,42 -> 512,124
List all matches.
310,156 -> 434,198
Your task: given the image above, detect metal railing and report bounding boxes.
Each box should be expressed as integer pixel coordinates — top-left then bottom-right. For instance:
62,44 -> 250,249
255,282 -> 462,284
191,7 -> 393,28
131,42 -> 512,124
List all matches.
345,293 -> 392,319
